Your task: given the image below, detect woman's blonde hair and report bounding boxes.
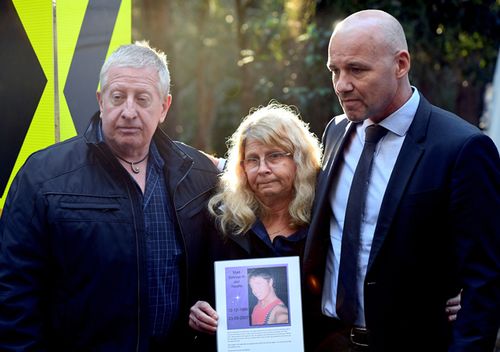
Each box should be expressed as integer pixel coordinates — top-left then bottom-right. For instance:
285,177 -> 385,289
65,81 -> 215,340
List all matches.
209,102 -> 322,236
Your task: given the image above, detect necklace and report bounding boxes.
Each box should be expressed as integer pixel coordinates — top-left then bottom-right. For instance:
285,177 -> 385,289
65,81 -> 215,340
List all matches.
268,224 -> 288,236
114,153 -> 149,174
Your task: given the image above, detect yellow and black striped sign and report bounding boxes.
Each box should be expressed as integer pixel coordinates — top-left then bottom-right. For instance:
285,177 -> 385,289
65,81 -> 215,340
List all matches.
0,0 -> 131,211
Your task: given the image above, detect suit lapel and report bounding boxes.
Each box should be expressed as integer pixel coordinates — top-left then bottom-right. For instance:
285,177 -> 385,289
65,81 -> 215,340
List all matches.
315,118 -> 354,202
305,117 -> 353,269
367,95 -> 432,271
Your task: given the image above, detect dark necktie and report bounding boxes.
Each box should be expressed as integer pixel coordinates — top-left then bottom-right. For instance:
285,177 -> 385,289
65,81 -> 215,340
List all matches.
336,124 -> 388,325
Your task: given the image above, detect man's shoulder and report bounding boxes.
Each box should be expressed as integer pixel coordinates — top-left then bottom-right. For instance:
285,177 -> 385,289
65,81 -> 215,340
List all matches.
417,96 -> 484,140
21,135 -> 87,173
324,113 -> 348,130
5,136 -> 92,199
173,141 -> 220,174
153,130 -> 219,173
173,141 -> 202,157
322,114 -> 349,141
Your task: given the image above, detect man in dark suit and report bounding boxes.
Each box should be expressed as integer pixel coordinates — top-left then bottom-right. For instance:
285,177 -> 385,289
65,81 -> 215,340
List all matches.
303,9 -> 499,352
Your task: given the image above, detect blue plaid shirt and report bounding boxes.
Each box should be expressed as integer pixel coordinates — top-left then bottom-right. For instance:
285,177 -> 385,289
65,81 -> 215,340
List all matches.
143,142 -> 182,336
100,122 -> 182,337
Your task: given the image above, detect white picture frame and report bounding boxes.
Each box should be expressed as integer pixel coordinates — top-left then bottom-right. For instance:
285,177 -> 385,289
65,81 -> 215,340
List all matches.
215,256 -> 304,352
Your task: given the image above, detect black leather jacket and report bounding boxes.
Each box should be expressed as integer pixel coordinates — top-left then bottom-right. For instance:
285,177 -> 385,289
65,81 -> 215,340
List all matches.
0,114 -> 220,351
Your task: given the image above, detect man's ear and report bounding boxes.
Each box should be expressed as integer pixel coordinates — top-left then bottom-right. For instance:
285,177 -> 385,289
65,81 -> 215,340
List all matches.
395,50 -> 410,78
96,91 -> 104,114
160,94 -> 172,123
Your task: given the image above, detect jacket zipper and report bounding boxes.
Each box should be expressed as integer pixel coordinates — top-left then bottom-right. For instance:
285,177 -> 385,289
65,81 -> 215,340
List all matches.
96,143 -> 143,351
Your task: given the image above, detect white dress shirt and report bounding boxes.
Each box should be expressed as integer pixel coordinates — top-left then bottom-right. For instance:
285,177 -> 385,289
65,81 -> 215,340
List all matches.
321,88 -> 420,326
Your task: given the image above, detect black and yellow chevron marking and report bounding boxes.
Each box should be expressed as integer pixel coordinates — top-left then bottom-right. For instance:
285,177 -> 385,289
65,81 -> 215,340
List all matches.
0,0 -> 130,210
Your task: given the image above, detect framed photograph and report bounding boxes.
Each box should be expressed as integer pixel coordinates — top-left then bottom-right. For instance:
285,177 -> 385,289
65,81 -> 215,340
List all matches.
215,256 -> 304,352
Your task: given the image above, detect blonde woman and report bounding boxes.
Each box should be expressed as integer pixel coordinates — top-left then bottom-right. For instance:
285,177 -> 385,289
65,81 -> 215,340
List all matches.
189,102 -> 321,338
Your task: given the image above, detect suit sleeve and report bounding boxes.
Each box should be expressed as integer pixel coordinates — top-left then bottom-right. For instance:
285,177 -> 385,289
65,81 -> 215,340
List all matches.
449,133 -> 500,351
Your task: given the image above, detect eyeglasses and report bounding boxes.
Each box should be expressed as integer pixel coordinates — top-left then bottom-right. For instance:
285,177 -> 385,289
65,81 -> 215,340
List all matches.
242,152 -> 292,170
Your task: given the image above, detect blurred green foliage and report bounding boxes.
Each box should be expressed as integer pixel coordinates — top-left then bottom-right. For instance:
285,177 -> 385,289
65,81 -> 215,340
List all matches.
134,0 -> 499,155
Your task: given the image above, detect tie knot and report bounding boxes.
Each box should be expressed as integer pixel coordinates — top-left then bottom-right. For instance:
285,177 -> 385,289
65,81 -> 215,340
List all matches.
364,124 -> 387,143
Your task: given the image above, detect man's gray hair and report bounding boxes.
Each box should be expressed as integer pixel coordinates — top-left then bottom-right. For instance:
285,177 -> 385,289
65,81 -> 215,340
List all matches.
99,40 -> 170,98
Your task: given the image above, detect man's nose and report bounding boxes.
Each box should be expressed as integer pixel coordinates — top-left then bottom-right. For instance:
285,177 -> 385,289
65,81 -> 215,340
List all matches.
334,72 -> 353,93
122,96 -> 138,118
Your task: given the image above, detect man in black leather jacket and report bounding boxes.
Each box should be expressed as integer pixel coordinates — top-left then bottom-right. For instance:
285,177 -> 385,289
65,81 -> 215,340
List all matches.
0,41 -> 220,351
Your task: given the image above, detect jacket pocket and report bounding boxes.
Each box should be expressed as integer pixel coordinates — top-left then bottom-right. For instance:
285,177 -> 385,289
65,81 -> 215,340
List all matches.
48,193 -> 128,222
59,201 -> 120,210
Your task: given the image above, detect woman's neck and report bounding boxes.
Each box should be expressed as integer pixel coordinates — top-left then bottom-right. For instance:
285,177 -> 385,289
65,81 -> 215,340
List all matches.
262,208 -> 294,240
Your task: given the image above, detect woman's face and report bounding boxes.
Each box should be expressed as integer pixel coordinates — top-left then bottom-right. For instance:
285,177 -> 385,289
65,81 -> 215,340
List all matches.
242,138 -> 296,205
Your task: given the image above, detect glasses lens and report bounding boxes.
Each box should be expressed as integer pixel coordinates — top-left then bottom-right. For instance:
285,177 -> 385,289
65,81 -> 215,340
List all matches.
243,152 -> 290,170
244,158 -> 259,169
266,152 -> 287,164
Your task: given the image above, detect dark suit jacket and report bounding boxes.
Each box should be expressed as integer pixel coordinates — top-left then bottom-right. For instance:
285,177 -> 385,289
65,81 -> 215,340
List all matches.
303,95 -> 500,351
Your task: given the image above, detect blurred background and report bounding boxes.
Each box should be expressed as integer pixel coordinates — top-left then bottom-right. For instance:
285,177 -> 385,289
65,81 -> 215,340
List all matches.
132,0 -> 499,156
